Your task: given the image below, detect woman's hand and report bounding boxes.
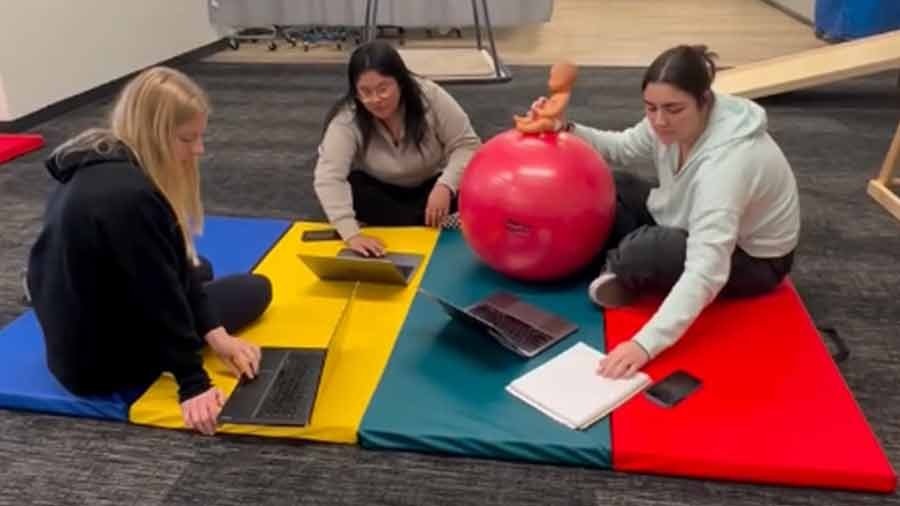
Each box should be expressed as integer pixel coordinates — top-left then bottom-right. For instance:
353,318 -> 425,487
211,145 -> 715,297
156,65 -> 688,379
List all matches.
180,387 -> 224,436
597,341 -> 650,379
346,234 -> 386,257
425,184 -> 453,227
206,327 -> 261,380
530,96 -> 567,131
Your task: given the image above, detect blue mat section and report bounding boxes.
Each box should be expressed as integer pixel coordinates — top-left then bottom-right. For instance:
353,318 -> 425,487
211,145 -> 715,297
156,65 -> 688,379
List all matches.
0,312 -> 144,421
359,230 -> 612,467
0,215 -> 290,421
196,215 -> 291,276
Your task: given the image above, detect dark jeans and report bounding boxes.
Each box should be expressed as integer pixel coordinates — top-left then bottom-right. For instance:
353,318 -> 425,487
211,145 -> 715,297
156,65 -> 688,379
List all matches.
349,171 -> 457,226
194,257 -> 271,335
602,172 -> 794,298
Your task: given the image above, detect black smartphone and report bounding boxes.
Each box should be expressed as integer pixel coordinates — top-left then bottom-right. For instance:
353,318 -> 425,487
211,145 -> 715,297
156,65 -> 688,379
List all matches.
301,229 -> 341,242
645,370 -> 701,408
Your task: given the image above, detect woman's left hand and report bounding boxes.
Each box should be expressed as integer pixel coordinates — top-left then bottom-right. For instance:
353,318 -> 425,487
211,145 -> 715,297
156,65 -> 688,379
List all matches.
597,341 -> 649,379
425,183 -> 453,227
206,327 -> 261,379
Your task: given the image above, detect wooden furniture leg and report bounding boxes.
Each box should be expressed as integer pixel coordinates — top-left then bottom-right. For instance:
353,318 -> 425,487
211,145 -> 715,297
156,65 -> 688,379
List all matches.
867,120 -> 900,222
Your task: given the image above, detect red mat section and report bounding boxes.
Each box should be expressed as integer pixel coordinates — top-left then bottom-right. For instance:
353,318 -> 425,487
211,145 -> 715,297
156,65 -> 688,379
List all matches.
0,134 -> 44,164
607,279 -> 896,493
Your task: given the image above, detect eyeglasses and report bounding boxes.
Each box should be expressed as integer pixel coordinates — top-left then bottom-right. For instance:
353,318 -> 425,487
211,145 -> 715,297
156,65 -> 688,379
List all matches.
356,82 -> 395,103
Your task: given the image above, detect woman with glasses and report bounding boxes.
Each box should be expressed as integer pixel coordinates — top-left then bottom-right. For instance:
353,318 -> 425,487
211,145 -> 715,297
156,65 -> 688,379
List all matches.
314,40 -> 482,257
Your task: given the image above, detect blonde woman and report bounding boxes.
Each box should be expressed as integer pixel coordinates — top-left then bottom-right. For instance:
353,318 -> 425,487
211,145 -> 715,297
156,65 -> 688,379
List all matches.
26,67 -> 271,436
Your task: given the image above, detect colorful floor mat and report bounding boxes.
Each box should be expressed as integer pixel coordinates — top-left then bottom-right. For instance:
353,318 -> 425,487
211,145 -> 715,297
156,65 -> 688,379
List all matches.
129,223 -> 439,443
359,230 -> 613,467
606,280 -> 896,493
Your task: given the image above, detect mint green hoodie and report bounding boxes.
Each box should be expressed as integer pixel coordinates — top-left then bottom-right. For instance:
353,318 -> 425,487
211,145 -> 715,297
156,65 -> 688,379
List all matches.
573,92 -> 800,357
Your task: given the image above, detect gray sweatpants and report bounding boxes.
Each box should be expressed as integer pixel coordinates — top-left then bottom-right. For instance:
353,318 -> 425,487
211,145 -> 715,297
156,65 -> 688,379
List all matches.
601,172 -> 794,298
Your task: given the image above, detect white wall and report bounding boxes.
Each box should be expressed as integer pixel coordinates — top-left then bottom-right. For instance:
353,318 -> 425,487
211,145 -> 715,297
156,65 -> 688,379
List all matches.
767,0 -> 815,23
0,0 -> 222,122
0,76 -> 9,121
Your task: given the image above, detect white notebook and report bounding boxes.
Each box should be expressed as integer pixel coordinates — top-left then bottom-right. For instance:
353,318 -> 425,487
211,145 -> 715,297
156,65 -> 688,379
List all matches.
506,342 -> 651,430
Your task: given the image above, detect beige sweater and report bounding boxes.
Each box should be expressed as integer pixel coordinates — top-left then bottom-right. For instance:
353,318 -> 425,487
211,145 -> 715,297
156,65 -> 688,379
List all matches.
314,77 -> 481,239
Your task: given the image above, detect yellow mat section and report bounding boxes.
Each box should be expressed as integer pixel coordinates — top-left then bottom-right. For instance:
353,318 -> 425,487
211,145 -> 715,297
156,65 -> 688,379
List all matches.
128,222 -> 439,443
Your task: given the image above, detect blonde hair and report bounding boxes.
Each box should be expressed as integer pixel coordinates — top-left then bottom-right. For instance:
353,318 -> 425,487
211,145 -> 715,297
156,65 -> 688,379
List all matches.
52,66 -> 209,263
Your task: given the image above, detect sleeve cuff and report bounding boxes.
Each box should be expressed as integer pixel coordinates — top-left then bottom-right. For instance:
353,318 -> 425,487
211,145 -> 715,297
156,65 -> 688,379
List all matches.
436,177 -> 458,195
632,330 -> 672,359
335,219 -> 361,240
570,122 -> 591,139
175,367 -> 212,403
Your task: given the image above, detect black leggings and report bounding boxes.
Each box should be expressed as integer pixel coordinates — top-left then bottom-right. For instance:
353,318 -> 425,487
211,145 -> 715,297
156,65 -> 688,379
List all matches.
349,171 -> 457,226
194,257 -> 271,335
600,172 -> 794,298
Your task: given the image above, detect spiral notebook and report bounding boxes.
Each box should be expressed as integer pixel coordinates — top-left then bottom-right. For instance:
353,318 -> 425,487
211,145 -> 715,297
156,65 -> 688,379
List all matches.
506,342 -> 651,430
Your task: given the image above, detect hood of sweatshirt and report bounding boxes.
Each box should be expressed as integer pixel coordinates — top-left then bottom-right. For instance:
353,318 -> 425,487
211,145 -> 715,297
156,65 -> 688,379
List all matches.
45,142 -> 133,183
692,92 -> 767,155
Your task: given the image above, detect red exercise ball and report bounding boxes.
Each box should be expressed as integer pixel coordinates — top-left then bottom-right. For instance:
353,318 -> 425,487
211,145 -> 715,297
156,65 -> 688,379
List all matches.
458,129 -> 616,282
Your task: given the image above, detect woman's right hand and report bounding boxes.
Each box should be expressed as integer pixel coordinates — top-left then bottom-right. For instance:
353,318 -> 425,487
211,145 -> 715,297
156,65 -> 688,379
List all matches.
180,387 -> 224,436
346,234 -> 386,257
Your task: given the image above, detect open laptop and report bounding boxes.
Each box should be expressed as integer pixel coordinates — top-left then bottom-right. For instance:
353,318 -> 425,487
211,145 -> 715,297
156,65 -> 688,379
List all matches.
419,289 -> 578,358
218,283 -> 357,426
298,248 -> 424,286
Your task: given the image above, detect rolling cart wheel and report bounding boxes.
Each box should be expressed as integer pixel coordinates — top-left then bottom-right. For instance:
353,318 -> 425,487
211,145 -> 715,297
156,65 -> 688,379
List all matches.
227,38 -> 240,50
337,42 -> 343,50
268,41 -> 277,51
303,43 -> 310,52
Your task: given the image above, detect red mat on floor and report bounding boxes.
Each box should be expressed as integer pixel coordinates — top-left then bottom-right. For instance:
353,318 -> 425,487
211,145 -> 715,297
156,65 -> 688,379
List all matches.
0,134 -> 44,164
606,279 -> 896,493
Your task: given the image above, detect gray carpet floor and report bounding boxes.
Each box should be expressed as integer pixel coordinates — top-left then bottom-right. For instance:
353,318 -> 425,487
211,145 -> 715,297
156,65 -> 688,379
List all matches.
0,61 -> 898,505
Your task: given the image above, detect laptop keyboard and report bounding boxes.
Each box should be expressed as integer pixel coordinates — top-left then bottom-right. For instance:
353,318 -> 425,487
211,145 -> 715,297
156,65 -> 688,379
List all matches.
396,264 -> 414,278
255,352 -> 322,420
469,304 -> 556,353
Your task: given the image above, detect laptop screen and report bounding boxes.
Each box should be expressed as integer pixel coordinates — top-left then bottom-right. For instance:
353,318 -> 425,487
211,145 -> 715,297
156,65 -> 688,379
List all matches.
318,282 -> 358,387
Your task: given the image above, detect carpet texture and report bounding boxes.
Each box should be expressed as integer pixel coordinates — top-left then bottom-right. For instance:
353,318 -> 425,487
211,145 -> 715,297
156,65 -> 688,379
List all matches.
0,61 -> 898,505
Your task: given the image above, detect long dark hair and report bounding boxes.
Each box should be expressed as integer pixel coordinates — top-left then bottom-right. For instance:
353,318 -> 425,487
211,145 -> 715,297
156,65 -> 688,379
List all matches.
322,41 -> 429,152
642,45 -> 718,106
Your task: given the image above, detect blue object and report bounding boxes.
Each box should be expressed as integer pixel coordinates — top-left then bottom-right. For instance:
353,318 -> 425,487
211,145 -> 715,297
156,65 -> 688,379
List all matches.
0,311 -> 144,420
815,0 -> 900,40
0,215 -> 290,421
359,230 -> 613,468
196,215 -> 291,276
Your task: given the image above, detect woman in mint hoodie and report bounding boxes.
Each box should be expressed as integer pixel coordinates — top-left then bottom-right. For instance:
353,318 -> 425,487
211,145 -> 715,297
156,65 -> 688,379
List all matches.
534,45 -> 800,379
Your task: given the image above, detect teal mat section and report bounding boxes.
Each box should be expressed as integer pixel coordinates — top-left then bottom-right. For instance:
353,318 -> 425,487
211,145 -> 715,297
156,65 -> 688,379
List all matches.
359,230 -> 612,467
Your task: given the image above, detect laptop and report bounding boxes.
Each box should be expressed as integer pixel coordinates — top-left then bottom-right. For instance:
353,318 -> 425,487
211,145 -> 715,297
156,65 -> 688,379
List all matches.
298,248 -> 423,286
419,289 -> 578,358
218,283 -> 357,426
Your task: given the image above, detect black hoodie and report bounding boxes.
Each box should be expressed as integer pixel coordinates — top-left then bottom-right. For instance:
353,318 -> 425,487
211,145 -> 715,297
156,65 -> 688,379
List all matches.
27,144 -> 217,402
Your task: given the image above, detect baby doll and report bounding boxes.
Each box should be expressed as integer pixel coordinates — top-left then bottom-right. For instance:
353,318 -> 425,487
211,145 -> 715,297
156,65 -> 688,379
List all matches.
514,61 -> 578,134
